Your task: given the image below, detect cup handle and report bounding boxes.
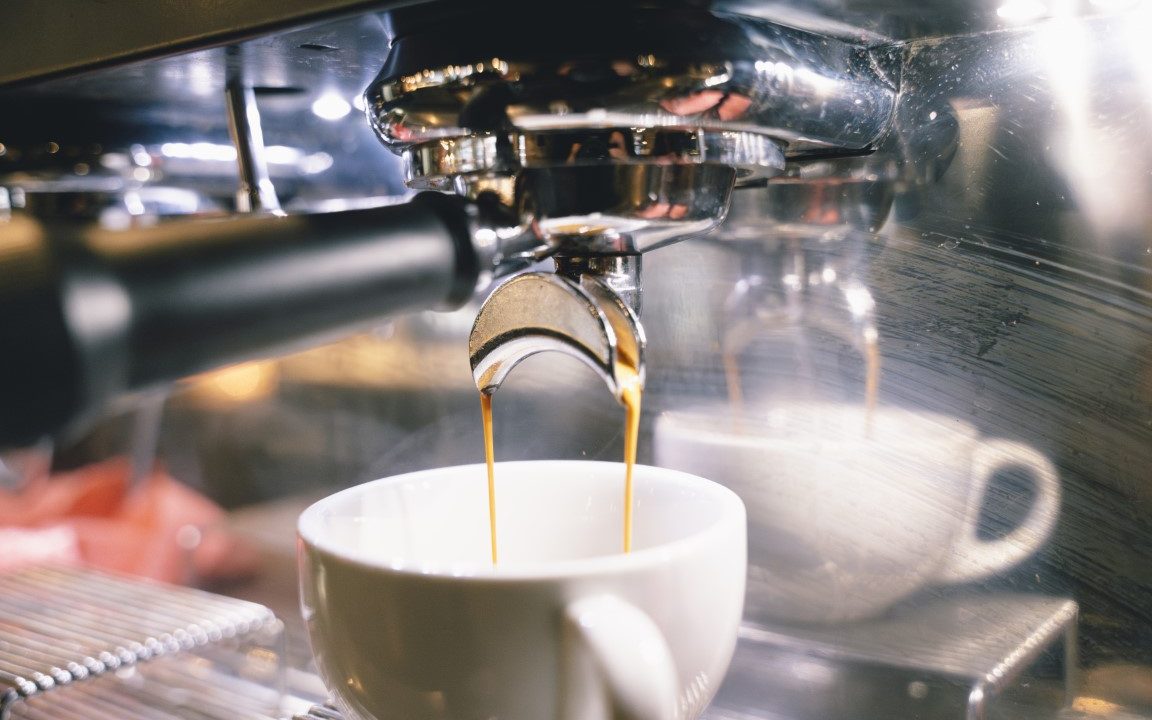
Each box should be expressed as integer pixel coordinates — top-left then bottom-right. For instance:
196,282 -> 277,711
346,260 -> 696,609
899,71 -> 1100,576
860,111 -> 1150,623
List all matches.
935,439 -> 1061,584
562,595 -> 679,720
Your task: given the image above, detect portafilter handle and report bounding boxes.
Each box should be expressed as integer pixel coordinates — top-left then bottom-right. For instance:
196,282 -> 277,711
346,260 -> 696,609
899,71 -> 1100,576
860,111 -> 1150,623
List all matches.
0,192 -> 534,450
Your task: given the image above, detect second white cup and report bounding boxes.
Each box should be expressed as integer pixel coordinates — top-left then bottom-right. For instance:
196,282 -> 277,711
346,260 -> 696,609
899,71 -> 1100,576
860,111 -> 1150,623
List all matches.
654,403 -> 1061,624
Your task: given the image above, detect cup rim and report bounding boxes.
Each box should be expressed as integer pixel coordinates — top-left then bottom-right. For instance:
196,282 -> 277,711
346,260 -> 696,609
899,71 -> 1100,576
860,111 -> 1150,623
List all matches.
298,459 -> 746,582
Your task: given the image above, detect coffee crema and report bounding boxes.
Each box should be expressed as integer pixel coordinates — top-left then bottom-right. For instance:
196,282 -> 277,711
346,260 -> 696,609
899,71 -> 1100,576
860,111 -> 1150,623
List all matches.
479,352 -> 644,564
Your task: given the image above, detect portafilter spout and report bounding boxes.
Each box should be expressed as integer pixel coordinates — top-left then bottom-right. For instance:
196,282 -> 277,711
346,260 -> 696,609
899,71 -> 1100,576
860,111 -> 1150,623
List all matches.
469,271 -> 644,399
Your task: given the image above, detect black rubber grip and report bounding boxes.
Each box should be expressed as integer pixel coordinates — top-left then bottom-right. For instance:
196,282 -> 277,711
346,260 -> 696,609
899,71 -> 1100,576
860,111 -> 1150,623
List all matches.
0,192 -> 479,448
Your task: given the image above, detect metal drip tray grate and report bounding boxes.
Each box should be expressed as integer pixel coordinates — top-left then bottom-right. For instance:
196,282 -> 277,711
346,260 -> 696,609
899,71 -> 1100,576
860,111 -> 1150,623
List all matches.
0,564 -> 286,719
290,593 -> 1078,720
708,594 -> 1079,720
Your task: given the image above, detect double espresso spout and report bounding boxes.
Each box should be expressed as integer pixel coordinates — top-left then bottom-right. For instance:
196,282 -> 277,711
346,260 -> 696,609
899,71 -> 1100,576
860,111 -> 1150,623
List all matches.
469,267 -> 646,401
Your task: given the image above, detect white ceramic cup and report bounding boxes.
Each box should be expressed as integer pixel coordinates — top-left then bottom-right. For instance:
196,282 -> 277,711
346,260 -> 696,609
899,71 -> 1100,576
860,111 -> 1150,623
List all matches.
653,403 -> 1060,624
298,460 -> 747,720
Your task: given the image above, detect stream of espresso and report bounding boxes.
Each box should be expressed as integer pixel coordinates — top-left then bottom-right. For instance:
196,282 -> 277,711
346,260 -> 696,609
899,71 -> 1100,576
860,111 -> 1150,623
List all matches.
480,393 -> 498,564
480,355 -> 644,563
722,350 -> 745,421
616,359 -> 642,554
863,341 -> 880,433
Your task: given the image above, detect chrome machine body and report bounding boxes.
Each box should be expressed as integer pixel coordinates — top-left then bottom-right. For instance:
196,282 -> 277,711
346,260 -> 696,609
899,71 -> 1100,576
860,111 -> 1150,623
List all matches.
1,0 -> 1151,718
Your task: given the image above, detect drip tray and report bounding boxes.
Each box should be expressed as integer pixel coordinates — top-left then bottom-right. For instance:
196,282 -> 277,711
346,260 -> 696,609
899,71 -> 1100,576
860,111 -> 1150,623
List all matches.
707,593 -> 1078,720
293,594 -> 1078,720
0,564 -> 289,720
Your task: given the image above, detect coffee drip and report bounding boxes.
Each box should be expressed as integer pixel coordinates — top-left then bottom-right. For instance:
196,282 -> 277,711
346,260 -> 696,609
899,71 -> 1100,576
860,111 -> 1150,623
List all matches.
480,393 -> 498,563
617,359 -> 643,554
471,272 -> 647,563
479,355 -> 642,563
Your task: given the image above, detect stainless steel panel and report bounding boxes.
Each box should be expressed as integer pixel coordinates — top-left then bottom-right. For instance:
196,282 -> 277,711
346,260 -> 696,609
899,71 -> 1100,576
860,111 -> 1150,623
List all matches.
0,0 -> 411,87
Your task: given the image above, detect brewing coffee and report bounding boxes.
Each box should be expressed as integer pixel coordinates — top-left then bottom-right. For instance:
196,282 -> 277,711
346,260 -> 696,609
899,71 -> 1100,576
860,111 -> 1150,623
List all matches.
480,353 -> 643,562
617,357 -> 642,553
480,392 -> 497,563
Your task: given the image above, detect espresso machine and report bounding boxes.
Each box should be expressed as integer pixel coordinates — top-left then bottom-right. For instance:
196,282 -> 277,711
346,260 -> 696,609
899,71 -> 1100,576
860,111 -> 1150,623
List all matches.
2,0 -> 1151,718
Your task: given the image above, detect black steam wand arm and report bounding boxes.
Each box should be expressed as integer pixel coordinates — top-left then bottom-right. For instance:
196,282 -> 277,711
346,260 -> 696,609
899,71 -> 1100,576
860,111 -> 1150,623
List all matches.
0,192 -> 482,449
